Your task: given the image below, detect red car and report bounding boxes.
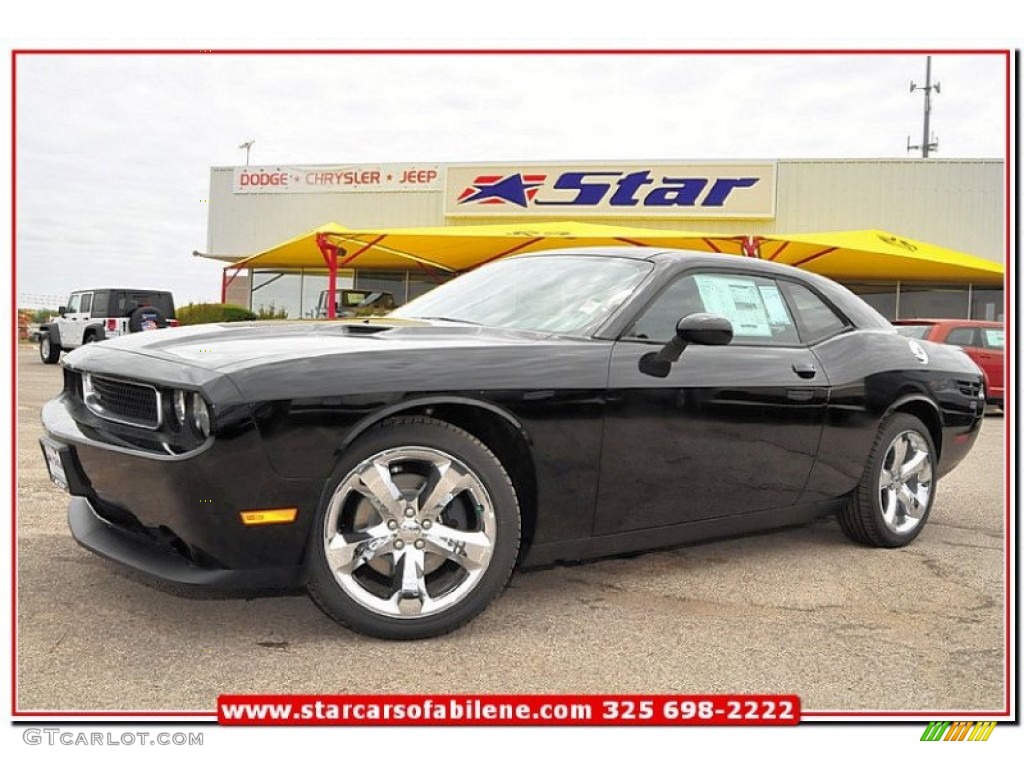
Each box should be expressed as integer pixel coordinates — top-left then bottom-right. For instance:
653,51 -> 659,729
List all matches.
893,319 -> 1005,408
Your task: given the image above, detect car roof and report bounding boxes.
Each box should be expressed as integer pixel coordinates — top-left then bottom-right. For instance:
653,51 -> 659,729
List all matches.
511,244 -> 861,293
509,245 -> 821,279
70,288 -> 173,293
893,318 -> 1003,327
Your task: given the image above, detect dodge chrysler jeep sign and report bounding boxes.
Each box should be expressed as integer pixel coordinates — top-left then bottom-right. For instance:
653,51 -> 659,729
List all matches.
233,164 -> 443,193
445,163 -> 777,219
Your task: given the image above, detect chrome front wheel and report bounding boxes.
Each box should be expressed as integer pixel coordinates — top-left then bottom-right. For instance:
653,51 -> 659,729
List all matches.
324,446 -> 498,619
308,417 -> 520,639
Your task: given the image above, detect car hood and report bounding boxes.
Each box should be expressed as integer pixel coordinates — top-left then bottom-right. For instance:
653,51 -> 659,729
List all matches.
63,318 -> 568,372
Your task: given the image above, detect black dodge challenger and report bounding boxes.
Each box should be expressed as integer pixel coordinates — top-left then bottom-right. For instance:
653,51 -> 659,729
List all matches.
40,248 -> 986,639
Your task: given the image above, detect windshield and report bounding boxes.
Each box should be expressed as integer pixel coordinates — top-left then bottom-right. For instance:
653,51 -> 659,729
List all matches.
391,255 -> 652,336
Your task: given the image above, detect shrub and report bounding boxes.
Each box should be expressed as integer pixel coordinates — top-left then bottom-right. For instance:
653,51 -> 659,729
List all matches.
255,303 -> 288,320
177,303 -> 257,326
30,307 -> 59,323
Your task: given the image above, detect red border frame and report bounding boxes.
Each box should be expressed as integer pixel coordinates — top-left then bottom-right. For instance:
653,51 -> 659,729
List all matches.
9,47 -> 1015,721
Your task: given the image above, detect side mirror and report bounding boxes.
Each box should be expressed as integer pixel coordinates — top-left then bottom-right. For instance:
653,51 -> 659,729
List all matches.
639,313 -> 733,378
677,313 -> 733,346
58,306 -> 67,316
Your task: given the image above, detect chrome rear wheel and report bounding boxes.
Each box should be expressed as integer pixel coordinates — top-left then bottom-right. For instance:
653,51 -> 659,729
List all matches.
837,412 -> 937,548
877,430 -> 933,536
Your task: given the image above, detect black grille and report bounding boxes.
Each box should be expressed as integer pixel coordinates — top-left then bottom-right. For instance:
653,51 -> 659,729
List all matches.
86,375 -> 160,428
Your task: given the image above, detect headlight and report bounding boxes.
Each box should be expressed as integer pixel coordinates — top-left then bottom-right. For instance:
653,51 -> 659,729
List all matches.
173,390 -> 187,426
192,394 -> 211,437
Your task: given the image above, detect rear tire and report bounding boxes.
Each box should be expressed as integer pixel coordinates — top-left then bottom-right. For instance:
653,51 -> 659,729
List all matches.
39,335 -> 60,364
307,416 -> 521,640
837,413 -> 936,548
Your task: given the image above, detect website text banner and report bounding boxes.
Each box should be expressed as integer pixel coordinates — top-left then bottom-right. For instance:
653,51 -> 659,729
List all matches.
445,163 -> 777,219
218,693 -> 801,726
232,165 -> 443,194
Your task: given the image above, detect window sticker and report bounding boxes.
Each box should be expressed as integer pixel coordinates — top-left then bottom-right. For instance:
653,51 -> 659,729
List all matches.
694,275 -> 772,337
758,284 -> 792,326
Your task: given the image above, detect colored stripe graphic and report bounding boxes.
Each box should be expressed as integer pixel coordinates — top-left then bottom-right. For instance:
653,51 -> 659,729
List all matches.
944,722 -> 971,741
921,721 -> 950,741
968,722 -> 997,741
922,721 -> 997,742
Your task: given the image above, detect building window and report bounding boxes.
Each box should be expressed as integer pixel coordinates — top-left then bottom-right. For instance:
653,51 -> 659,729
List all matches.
353,270 -> 409,303
897,284 -> 970,319
845,283 -> 898,319
409,272 -> 451,301
251,271 -> 301,318
970,288 -> 1004,322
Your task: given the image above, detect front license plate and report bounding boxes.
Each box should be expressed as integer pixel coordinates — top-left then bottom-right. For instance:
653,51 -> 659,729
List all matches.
40,438 -> 69,492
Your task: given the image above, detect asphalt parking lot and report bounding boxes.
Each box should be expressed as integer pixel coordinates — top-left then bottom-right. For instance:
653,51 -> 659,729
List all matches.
15,345 -> 1006,713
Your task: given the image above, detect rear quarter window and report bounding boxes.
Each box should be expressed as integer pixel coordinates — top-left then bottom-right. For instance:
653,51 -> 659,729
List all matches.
779,281 -> 849,343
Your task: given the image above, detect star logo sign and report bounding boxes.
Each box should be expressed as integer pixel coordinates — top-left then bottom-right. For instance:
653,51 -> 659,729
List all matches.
457,174 -> 547,207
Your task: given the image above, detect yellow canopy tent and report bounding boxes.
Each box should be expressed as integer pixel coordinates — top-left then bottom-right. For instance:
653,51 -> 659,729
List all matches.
229,221 -> 750,316
233,220 -> 749,272
219,222 -> 1002,318
753,230 -> 1004,285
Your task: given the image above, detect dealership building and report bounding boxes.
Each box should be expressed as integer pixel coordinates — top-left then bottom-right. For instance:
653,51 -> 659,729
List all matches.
201,159 -> 1005,322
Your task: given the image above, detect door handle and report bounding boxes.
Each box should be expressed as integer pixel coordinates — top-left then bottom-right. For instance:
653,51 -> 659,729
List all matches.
792,363 -> 817,379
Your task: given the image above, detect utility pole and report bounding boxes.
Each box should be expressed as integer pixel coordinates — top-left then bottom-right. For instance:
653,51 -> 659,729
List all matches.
907,56 -> 940,158
238,140 -> 254,165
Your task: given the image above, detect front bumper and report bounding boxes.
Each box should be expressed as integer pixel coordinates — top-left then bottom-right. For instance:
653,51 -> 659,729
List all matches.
69,496 -> 303,590
42,393 -> 321,590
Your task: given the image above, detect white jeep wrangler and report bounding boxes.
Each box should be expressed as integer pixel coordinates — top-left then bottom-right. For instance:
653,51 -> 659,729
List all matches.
39,288 -> 177,364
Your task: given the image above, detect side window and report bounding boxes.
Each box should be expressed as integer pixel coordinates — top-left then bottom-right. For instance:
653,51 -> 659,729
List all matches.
627,272 -> 800,346
66,294 -> 81,313
981,328 -> 1004,350
79,293 -> 93,315
92,290 -> 109,317
627,275 -> 704,341
780,282 -> 849,344
945,327 -> 978,347
114,293 -> 137,316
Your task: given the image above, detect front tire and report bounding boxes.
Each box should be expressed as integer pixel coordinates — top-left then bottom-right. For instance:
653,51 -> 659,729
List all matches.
39,335 -> 60,364
307,416 -> 521,640
837,413 -> 937,548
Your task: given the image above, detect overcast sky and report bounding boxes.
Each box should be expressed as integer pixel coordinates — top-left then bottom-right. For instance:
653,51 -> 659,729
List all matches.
14,51 -> 1008,307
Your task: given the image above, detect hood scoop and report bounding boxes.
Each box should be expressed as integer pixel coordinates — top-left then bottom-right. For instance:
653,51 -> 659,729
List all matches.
338,322 -> 392,335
